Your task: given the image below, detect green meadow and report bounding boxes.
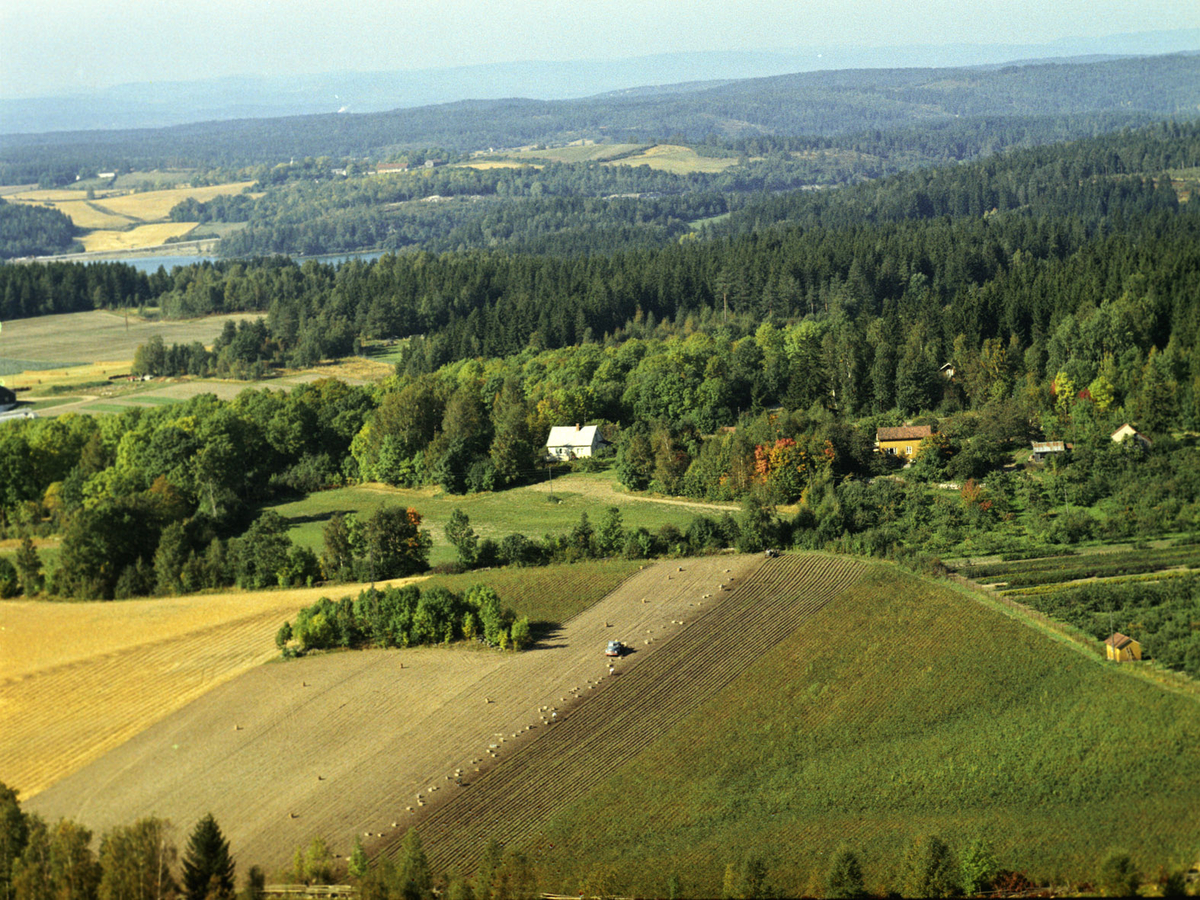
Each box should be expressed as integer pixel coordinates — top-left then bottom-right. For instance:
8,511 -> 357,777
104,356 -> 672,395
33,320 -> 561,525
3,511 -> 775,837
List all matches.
269,469 -> 737,567
532,562 -> 1200,896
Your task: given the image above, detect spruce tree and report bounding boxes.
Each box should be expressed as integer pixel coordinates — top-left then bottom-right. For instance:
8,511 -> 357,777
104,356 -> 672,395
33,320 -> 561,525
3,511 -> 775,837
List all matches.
348,837 -> 369,881
826,847 -> 867,899
182,814 -> 235,900
395,828 -> 432,900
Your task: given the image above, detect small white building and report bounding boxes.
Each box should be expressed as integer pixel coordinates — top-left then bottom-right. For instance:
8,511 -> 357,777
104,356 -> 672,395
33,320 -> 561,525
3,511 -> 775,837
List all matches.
545,424 -> 605,460
1111,423 -> 1152,452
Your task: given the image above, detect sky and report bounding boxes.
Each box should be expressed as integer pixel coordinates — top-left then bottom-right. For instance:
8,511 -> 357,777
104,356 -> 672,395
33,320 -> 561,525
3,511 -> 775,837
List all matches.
2,0 -> 1200,99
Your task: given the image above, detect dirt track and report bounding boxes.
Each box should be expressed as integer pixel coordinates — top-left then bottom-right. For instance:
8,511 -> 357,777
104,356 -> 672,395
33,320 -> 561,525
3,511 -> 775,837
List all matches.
25,555 -> 762,871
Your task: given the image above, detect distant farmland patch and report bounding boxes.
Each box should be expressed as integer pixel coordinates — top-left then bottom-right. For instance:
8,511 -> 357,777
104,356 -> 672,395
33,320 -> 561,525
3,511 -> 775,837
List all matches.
79,222 -> 197,252
606,144 -> 740,174
7,181 -> 255,256
500,142 -> 647,164
94,182 -> 256,221
456,160 -> 543,170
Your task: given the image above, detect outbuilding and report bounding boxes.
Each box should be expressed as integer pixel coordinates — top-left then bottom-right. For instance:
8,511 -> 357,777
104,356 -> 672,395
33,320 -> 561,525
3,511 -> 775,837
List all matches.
1030,441 -> 1068,462
1105,632 -> 1142,662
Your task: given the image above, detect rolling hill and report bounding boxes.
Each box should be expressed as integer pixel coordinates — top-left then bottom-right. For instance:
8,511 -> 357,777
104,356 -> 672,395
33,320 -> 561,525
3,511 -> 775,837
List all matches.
10,553 -> 1200,892
381,555 -> 1200,897
2,53 -> 1197,181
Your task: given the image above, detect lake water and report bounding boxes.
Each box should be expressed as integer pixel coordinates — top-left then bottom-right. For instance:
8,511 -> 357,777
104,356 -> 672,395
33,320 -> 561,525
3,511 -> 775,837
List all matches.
111,250 -> 387,273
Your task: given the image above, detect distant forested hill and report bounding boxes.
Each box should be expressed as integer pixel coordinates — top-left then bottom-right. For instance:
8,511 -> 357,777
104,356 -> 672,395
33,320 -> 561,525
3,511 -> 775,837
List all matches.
1,54 -> 1196,183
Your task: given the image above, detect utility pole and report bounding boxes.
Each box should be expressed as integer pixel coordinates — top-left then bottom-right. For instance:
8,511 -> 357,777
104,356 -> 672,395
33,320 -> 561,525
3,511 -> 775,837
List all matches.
547,462 -> 553,500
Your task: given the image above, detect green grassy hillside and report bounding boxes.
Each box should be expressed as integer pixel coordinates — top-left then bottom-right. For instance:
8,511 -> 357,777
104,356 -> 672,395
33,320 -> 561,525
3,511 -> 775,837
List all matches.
527,562 -> 1200,896
270,470 -> 735,567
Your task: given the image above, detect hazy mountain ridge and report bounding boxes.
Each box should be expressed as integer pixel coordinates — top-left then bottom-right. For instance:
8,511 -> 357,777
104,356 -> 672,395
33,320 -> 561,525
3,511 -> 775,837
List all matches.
2,29 -> 1197,135
3,52 -> 1197,186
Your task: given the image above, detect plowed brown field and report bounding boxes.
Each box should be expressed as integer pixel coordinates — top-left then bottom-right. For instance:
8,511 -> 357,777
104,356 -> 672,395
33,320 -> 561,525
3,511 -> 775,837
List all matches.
24,555 -> 762,871
384,553 -> 867,873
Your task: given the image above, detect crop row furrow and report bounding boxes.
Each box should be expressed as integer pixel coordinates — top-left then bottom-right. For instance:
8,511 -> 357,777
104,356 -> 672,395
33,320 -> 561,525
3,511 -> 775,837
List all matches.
400,555 -> 865,872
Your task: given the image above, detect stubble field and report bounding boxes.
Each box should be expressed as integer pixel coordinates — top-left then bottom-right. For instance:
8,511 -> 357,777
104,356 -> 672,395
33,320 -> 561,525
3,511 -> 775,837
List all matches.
1,578 -> 422,800
22,555 -> 761,871
6,181 -> 255,255
78,222 -> 197,252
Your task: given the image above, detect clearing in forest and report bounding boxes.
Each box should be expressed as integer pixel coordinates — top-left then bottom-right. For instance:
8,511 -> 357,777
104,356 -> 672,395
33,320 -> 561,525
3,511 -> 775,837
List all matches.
271,470 -> 738,567
603,144 -> 740,174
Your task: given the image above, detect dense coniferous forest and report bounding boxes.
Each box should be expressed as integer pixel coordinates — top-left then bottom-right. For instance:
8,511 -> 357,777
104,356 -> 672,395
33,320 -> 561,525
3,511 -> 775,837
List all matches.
0,198 -> 80,258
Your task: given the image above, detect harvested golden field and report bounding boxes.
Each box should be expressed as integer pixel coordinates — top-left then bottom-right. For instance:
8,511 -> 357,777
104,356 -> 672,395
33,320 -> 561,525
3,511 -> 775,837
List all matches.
96,182 -> 255,221
17,198 -> 134,230
7,189 -> 89,203
79,222 -> 197,252
0,577 -> 425,800
24,556 -> 761,871
8,182 -> 256,251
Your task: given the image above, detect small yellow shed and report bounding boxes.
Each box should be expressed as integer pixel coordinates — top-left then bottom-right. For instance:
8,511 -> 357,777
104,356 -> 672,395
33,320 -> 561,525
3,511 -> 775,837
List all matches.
1105,632 -> 1142,662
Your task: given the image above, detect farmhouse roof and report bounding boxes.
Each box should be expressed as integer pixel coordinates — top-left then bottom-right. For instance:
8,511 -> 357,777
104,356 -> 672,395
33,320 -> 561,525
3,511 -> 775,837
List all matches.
546,424 -> 602,448
1105,632 -> 1135,649
1031,441 -> 1067,453
876,425 -> 933,442
1111,423 -> 1152,446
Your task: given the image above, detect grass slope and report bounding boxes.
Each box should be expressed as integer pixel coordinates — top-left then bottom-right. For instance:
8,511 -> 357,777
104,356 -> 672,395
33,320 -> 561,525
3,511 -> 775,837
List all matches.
272,470 -> 736,566
513,561 -> 1200,896
418,558 -> 643,625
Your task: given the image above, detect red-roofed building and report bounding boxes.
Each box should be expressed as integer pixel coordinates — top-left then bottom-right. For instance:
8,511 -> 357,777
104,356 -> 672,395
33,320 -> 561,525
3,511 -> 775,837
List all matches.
875,425 -> 934,459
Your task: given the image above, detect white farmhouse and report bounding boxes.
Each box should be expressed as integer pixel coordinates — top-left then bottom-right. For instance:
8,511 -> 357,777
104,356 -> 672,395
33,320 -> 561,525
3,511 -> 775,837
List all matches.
545,424 -> 605,460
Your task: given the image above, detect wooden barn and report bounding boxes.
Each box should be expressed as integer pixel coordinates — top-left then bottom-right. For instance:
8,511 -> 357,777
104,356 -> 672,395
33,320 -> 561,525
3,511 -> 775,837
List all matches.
1111,423 -> 1152,453
1105,632 -> 1142,662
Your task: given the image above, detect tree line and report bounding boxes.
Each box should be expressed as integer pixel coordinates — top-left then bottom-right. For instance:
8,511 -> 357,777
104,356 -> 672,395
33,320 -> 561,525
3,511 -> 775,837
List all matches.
278,582 -> 530,656
0,786 -> 251,900
4,780 -> 1174,899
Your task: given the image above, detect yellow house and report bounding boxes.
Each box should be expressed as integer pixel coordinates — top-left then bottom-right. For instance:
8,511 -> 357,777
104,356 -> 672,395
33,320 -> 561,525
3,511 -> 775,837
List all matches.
876,425 -> 934,459
1105,632 -> 1142,662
